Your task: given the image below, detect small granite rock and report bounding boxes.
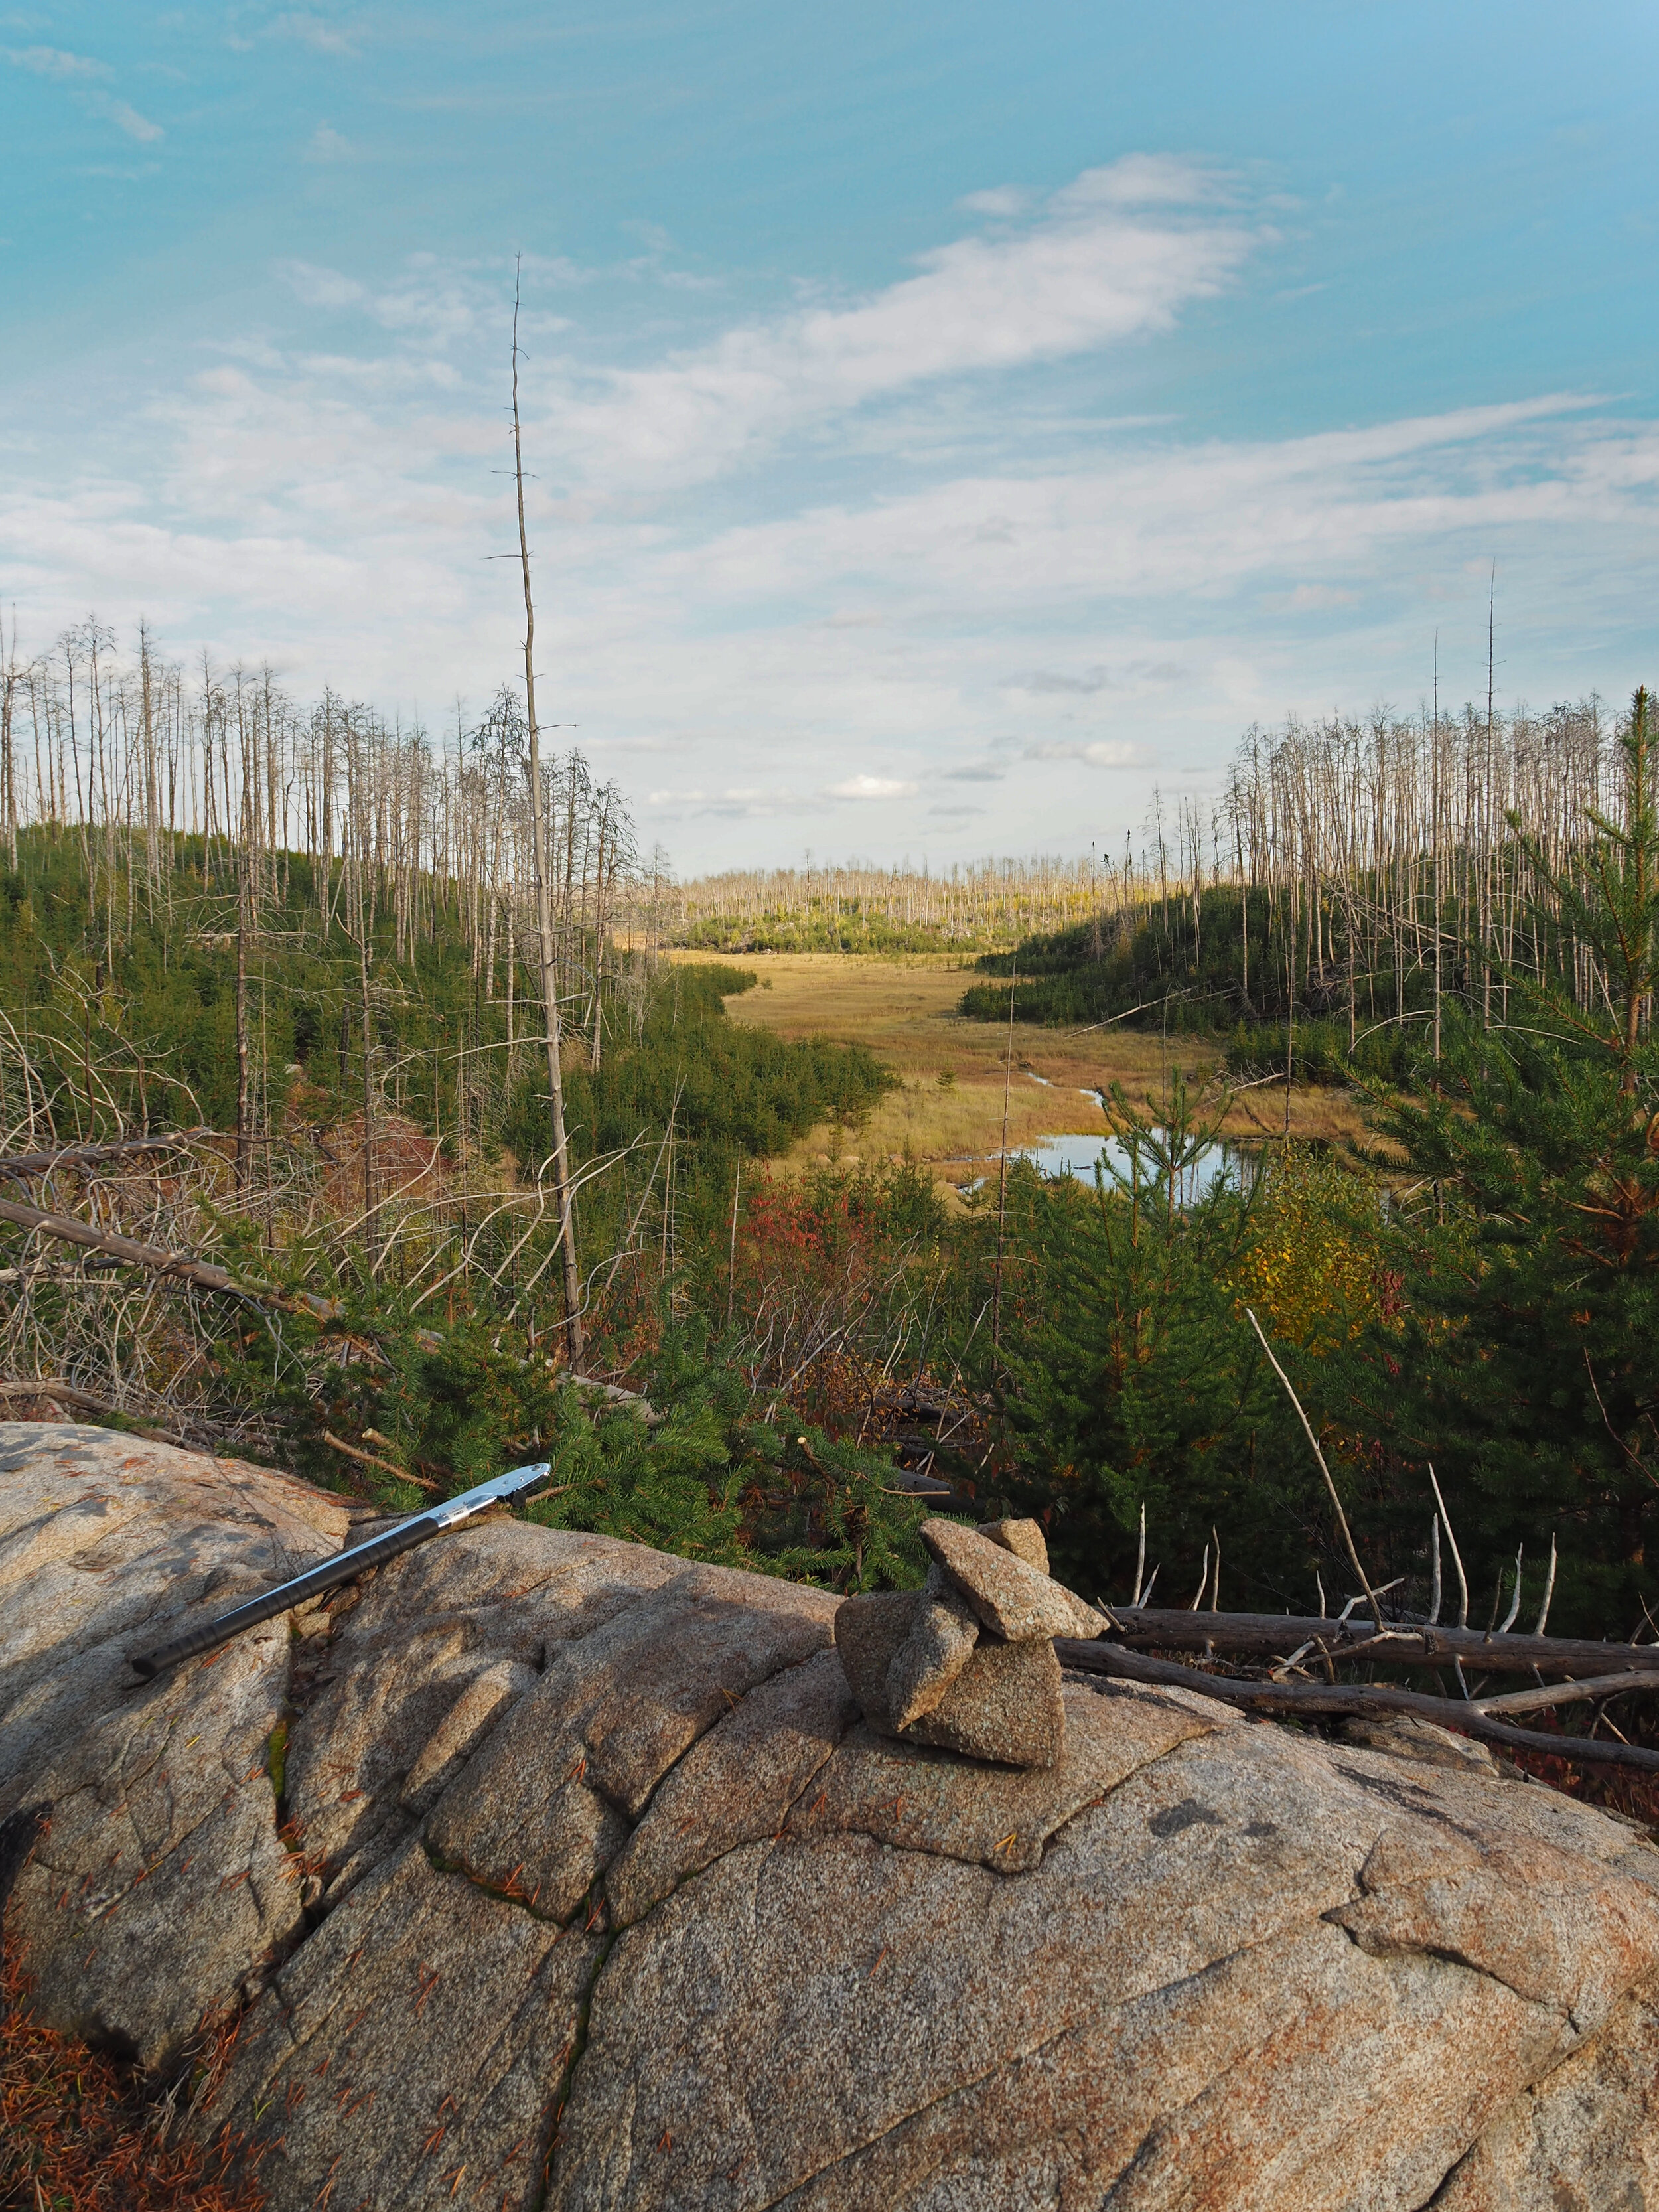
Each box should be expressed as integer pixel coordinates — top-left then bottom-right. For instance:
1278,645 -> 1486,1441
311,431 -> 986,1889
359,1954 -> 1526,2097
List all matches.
885,1562 -> 979,1731
977,1516 -> 1050,1574
906,1634 -> 1065,1767
834,1588 -> 1066,1768
791,1678 -> 1222,1870
833,1589 -> 922,1732
920,1516 -> 1102,1641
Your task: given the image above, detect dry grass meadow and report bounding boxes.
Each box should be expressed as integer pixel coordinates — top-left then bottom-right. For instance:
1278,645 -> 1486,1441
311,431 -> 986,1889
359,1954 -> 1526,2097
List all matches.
674,950 -> 1368,1196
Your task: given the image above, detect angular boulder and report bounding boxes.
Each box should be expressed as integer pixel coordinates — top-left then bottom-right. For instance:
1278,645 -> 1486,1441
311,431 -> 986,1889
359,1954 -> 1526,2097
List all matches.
5,1422 -> 1659,2209
919,1514 -> 1103,1641
837,1585 -> 1067,1767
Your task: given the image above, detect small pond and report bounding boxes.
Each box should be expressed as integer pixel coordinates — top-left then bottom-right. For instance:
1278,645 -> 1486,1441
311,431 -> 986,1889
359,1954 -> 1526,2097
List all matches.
970,1132 -> 1253,1201
1027,1132 -> 1252,1199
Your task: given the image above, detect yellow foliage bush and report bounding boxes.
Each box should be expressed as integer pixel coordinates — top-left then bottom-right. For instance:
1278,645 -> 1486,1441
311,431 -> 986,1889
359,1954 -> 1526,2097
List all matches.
1230,1146 -> 1397,1354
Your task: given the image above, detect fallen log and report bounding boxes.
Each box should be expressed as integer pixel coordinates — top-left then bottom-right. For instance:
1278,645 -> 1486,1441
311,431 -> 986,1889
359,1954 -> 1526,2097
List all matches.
0,1128 -> 213,1181
1095,1602 -> 1659,1680
1058,1639 -> 1659,1773
1471,1670 -> 1659,1716
0,1375 -> 191,1447
0,1189 -> 337,1318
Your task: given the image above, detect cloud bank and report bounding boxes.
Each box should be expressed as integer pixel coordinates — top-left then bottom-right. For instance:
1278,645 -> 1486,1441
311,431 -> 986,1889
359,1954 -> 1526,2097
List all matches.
1,157 -> 1655,868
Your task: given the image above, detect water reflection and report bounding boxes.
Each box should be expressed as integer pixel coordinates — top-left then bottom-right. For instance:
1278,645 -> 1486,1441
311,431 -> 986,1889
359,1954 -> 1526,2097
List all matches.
970,1132 -> 1253,1202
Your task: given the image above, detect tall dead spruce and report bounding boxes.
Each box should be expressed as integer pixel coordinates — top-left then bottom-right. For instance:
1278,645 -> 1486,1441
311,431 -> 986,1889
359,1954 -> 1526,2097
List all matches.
510,258 -> 584,1368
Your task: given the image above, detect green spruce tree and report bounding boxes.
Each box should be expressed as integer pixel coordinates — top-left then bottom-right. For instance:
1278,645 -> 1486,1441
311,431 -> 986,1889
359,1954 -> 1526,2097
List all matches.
995,1074 -> 1289,1603
1356,687 -> 1659,1633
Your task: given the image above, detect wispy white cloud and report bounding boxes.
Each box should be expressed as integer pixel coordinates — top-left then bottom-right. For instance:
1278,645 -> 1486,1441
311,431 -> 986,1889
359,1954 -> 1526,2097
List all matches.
274,257 -> 497,347
620,218 -> 673,255
1005,658 -> 1185,694
265,11 -> 359,55
277,259 -> 365,310
303,121 -> 355,161
824,774 -> 920,800
663,396 -> 1618,621
7,45 -> 163,141
4,44 -> 109,78
955,185 -> 1030,218
541,155 -> 1259,490
1024,740 -> 1145,768
1284,583 -> 1360,610
1007,666 -> 1110,696
99,96 -> 163,143
645,785 -> 816,819
1050,151 -> 1239,210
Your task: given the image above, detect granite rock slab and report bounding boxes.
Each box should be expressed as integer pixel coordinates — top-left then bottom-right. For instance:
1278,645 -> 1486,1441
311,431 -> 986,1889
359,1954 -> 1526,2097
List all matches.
6,1427 -> 1659,2211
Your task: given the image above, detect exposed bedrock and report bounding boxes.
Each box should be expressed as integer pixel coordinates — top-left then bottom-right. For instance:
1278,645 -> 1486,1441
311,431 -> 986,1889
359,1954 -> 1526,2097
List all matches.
4,1422 -> 1659,2209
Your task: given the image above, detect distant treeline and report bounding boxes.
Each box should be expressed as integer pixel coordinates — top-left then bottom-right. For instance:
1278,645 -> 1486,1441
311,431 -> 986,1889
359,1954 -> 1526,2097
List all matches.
680,903 -> 971,956
668,857 -> 1107,953
960,887 -> 1436,1086
962,696 -> 1631,1084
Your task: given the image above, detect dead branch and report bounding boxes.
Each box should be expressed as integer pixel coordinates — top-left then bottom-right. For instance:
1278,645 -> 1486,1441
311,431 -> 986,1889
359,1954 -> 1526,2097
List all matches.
0,1375 -> 190,1446
321,1429 -> 441,1493
0,1128 -> 214,1181
1094,1602 -> 1659,1680
0,1189 -> 335,1318
1244,1305 -> 1382,1630
1058,1639 -> 1659,1773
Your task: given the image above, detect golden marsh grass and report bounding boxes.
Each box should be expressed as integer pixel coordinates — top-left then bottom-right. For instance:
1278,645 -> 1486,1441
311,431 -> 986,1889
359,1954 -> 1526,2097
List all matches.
671,950 -> 1370,1193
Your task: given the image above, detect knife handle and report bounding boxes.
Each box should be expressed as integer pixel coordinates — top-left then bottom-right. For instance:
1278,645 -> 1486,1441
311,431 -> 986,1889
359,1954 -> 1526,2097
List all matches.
129,1512 -> 442,1679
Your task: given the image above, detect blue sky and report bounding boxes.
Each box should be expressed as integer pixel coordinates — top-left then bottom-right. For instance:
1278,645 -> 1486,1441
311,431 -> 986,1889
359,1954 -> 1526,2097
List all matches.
2,2 -> 1657,869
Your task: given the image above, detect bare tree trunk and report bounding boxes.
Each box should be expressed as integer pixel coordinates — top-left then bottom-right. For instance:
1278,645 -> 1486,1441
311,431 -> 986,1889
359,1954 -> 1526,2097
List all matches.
590,795 -> 610,1070
0,611 -> 18,873
359,915 -> 376,1242
992,964 -> 1016,1353
512,261 -> 585,1368
234,853 -> 252,1189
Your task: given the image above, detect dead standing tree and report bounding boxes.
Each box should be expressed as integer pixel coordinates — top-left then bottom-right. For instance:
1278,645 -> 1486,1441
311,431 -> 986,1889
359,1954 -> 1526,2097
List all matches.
511,259 -> 584,1370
